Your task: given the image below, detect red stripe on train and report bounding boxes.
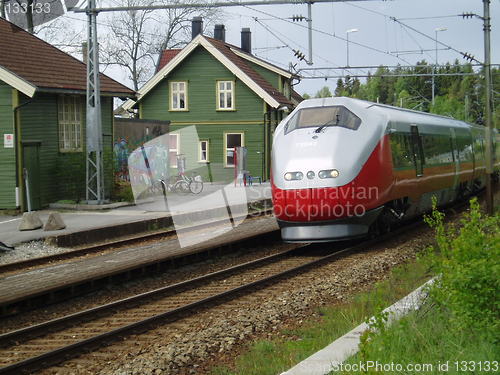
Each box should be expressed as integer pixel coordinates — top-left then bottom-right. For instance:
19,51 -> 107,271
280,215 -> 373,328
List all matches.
272,135 -> 393,222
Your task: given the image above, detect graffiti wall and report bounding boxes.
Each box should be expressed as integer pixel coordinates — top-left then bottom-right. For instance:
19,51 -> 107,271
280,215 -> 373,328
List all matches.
113,118 -> 170,181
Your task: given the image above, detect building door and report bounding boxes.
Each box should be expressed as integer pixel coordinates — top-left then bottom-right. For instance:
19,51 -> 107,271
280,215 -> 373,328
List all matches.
22,141 -> 41,211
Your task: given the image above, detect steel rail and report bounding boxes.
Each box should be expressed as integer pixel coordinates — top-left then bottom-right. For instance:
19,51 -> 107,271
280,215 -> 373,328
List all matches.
0,246 -> 300,346
0,221 -> 422,375
0,209 -> 273,275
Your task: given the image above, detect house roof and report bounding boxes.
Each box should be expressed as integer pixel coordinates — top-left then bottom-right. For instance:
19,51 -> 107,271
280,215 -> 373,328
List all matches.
156,49 -> 182,73
0,18 -> 134,98
291,89 -> 304,104
206,36 -> 292,107
124,34 -> 294,111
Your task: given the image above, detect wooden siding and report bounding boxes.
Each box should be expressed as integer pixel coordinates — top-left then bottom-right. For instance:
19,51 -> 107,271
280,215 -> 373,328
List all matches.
170,123 -> 265,182
0,82 -> 16,208
141,46 -> 265,122
139,46 -> 274,182
19,94 -> 114,207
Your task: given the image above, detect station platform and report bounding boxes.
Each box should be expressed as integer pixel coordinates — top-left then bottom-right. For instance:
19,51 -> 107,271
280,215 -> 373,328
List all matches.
0,182 -> 272,248
0,214 -> 279,309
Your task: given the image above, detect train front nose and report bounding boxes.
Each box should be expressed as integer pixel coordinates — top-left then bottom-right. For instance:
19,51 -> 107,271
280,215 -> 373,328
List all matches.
271,128 -> 381,242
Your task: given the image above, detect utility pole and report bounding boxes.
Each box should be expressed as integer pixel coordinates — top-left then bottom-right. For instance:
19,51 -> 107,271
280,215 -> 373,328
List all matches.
483,0 -> 494,214
307,1 -> 313,65
432,27 -> 447,105
346,28 -> 358,67
85,0 -> 104,204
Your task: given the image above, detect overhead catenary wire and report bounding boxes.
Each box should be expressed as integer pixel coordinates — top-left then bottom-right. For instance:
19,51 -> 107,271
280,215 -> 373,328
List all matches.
237,3 -> 414,65
253,17 -> 365,77
345,1 -> 483,64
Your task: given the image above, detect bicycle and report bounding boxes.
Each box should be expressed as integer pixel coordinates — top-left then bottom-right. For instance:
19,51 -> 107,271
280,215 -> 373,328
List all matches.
152,172 -> 203,196
182,173 -> 204,194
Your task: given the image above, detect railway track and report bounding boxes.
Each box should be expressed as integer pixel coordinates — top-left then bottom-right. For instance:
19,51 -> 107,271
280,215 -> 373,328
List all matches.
0,223 -> 419,375
0,209 -> 273,276
0,196 -> 481,373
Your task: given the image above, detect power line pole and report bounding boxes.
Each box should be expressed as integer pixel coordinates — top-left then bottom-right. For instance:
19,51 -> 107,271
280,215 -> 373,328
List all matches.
86,0 -> 104,204
483,0 -> 494,215
307,1 -> 313,65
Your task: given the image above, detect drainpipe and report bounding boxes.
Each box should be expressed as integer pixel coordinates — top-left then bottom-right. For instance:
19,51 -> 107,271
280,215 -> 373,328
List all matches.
263,109 -> 273,181
13,97 -> 33,212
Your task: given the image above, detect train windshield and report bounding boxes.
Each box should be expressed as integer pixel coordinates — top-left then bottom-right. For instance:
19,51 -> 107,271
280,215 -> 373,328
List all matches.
284,106 -> 361,134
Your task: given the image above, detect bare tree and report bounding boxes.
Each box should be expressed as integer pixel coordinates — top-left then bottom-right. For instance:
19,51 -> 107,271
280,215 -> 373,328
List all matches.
100,0 -> 221,92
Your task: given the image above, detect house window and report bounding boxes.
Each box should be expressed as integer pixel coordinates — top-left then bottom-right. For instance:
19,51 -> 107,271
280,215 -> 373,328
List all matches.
170,81 -> 187,110
225,133 -> 244,167
217,81 -> 234,110
199,140 -> 209,162
58,95 -> 82,152
169,133 -> 179,167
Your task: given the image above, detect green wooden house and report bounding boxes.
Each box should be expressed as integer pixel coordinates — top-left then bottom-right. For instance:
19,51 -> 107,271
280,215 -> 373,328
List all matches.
0,18 -> 134,211
123,21 -> 301,182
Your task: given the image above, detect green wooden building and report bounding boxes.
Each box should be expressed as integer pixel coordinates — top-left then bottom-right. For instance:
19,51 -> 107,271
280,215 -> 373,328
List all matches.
0,18 -> 134,211
123,22 -> 301,182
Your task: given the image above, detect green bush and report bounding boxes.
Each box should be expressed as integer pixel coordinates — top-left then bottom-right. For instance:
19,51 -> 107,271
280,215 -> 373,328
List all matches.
112,180 -> 134,202
55,153 -> 86,202
424,198 -> 500,331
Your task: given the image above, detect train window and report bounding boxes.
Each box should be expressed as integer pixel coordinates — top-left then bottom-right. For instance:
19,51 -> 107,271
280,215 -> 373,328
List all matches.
422,134 -> 454,166
390,134 -> 414,169
410,126 -> 424,176
284,106 -> 361,134
456,135 -> 474,163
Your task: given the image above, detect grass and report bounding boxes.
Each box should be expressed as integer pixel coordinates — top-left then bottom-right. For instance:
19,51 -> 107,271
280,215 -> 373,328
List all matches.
332,198 -> 500,374
212,199 -> 499,375
210,258 -> 433,375
332,305 -> 499,375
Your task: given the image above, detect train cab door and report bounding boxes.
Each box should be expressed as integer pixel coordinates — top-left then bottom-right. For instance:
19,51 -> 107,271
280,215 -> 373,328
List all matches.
450,128 -> 460,193
410,125 -> 424,177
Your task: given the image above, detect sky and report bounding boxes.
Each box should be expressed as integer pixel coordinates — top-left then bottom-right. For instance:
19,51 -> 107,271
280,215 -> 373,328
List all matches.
214,0 -> 500,96
18,0 -> 499,97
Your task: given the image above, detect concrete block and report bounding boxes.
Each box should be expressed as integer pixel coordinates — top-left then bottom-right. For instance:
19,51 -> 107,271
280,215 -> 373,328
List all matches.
43,212 -> 66,231
18,212 -> 43,231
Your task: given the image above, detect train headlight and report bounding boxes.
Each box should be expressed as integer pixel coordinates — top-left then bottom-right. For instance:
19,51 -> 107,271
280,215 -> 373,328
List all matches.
307,171 -> 315,179
319,169 -> 340,179
284,171 -> 304,181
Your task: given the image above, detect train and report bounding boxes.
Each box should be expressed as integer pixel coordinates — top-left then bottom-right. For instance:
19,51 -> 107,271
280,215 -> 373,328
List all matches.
271,97 -> 499,242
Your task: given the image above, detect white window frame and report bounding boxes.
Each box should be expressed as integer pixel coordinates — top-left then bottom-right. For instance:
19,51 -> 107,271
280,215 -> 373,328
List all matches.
198,140 -> 209,162
169,133 -> 180,167
224,132 -> 244,167
58,95 -> 82,152
217,80 -> 235,110
170,81 -> 188,111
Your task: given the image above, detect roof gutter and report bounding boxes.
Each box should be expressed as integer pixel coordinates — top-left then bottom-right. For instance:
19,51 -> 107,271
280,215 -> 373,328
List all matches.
36,87 -> 136,99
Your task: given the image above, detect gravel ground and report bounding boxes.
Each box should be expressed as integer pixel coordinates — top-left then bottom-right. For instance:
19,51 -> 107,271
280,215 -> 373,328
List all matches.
40,223 -> 436,375
0,239 -> 296,334
0,241 -> 69,265
9,193 -> 496,374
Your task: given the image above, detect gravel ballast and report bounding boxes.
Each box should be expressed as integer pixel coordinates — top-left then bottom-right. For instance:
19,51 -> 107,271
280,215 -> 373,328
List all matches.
41,225 -> 435,375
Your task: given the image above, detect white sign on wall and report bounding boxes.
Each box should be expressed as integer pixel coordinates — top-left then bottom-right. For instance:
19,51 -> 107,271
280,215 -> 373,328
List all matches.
4,134 -> 14,148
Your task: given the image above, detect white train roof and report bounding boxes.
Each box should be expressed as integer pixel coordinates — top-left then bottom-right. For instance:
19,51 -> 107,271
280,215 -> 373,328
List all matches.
295,97 -> 478,133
